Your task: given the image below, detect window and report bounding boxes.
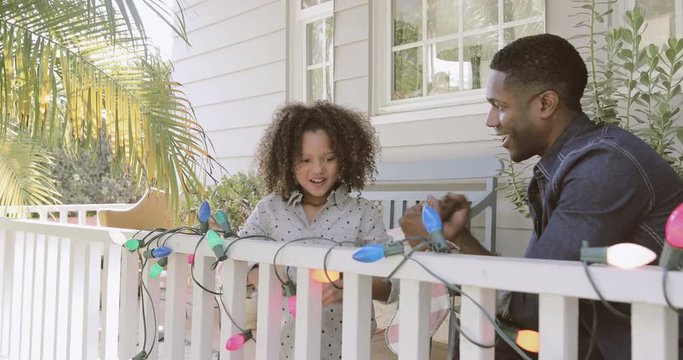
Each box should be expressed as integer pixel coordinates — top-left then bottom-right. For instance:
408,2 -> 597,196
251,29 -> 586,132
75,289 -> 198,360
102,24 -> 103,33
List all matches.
306,16 -> 334,102
373,0 -> 545,113
289,0 -> 334,103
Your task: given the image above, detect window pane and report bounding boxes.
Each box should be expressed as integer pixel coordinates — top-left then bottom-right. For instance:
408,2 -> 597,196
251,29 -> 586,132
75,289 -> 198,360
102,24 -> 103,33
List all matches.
393,47 -> 423,99
636,0 -> 675,45
504,0 -> 544,22
307,19 -> 326,65
308,68 -> 324,103
463,32 -> 497,90
504,21 -> 545,45
325,17 -> 334,62
301,0 -> 331,9
463,0 -> 497,31
325,65 -> 333,101
428,40 -> 459,95
393,0 -> 422,46
427,0 -> 459,38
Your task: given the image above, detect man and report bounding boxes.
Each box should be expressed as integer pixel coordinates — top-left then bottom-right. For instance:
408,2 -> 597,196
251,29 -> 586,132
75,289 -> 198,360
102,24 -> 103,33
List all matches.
399,33 -> 683,359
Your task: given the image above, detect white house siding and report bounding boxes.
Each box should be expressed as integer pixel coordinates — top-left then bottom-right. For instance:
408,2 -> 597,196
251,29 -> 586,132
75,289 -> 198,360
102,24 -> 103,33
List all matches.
171,0 -> 287,175
171,0 -> 588,257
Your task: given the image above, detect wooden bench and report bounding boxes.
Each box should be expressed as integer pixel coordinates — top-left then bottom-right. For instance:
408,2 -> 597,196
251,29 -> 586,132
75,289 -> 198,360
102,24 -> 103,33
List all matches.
359,157 -> 501,252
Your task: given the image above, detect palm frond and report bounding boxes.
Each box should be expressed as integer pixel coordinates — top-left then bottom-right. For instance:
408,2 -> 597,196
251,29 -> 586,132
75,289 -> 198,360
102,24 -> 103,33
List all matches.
0,137 -> 61,212
0,1 -> 209,209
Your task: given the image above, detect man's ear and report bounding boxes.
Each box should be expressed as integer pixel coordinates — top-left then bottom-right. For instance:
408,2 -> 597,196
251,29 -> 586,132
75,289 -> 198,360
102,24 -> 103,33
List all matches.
539,90 -> 560,117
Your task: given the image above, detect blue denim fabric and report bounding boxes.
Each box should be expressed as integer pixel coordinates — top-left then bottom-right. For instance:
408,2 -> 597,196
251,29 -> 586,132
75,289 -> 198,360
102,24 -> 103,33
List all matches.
507,114 -> 683,360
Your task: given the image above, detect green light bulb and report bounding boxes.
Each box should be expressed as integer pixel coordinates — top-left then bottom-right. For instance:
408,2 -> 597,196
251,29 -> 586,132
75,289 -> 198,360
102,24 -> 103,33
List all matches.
215,210 -> 233,236
207,230 -> 227,261
207,230 -> 223,247
149,262 -> 164,279
124,239 -> 141,251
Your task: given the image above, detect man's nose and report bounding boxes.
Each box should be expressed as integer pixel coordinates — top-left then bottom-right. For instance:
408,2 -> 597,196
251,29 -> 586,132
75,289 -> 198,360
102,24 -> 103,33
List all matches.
485,109 -> 499,128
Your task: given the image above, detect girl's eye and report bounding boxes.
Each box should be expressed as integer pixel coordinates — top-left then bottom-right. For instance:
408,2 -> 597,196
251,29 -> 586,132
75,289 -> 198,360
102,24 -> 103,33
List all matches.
325,157 -> 336,162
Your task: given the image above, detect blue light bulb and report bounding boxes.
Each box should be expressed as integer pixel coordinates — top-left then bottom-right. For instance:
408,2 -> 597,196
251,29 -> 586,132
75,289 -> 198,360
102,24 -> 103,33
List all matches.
422,204 -> 448,253
422,204 -> 442,232
198,200 -> 211,222
144,246 -> 173,259
352,244 -> 385,263
352,243 -> 404,263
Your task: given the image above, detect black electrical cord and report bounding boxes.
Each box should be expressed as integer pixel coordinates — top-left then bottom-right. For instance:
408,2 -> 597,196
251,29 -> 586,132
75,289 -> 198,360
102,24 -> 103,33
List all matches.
581,262 -> 629,319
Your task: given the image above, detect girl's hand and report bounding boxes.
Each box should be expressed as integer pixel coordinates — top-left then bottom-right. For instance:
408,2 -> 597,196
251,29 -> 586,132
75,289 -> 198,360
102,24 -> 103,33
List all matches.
322,279 -> 344,306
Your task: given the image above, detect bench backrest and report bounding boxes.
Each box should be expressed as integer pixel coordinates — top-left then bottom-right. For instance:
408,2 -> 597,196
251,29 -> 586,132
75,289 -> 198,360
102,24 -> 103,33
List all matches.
358,157 -> 501,251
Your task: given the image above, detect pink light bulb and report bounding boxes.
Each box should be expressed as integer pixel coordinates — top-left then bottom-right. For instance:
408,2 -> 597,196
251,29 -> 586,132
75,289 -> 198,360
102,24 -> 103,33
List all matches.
187,254 -> 195,264
666,203 -> 683,248
225,333 -> 246,351
287,295 -> 297,318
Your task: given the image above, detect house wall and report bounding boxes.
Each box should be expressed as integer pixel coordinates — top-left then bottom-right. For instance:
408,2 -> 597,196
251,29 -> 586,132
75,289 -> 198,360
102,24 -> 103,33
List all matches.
171,0 -> 287,175
171,0 -> 582,257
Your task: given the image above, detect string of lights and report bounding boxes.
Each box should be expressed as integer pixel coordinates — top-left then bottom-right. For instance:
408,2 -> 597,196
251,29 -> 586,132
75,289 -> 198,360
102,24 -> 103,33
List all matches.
122,200 -> 683,359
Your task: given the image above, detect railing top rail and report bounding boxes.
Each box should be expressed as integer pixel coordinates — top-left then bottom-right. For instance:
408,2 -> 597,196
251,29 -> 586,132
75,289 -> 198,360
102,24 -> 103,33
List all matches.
2,218 -> 681,309
2,203 -> 131,213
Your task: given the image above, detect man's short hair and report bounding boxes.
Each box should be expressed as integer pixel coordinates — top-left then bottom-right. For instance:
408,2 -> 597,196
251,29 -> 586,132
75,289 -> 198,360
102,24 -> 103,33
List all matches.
490,33 -> 588,111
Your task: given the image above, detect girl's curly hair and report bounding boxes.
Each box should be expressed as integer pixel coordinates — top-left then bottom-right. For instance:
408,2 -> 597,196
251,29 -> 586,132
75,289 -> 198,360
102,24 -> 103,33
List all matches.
256,101 -> 380,199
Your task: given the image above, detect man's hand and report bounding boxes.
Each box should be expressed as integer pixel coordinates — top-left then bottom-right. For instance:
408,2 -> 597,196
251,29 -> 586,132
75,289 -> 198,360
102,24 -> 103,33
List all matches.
430,193 -> 470,242
398,202 -> 429,240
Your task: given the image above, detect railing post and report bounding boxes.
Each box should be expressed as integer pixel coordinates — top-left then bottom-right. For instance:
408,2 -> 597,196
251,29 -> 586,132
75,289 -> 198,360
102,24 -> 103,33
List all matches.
632,303 -> 678,359
164,253 -> 189,360
140,263 -> 160,360
0,229 -> 15,359
398,279 -> 431,360
191,255 -> 215,360
220,259 -> 248,360
459,285 -> 495,360
118,249 -> 139,359
539,293 -> 578,359
84,242 -> 103,360
102,243 -> 122,360
294,268 -> 323,360
255,264 -> 283,360
341,273 -> 373,360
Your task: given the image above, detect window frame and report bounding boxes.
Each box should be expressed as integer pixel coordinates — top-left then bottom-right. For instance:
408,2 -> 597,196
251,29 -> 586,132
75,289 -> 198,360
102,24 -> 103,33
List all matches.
371,0 -> 546,117
288,0 -> 335,103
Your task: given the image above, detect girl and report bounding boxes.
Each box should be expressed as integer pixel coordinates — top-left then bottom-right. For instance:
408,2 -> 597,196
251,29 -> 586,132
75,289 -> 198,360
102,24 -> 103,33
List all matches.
240,101 -> 394,359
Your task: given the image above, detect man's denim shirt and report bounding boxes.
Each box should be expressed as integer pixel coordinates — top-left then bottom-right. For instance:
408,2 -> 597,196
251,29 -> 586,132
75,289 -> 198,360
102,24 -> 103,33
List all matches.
508,114 -> 683,359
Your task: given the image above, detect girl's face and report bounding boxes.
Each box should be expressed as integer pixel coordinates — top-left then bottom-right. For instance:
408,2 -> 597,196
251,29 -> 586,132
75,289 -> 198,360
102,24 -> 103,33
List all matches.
294,129 -> 339,205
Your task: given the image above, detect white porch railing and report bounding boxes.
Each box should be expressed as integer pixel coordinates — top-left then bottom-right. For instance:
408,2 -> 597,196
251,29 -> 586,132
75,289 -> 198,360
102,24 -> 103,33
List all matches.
1,218 -> 682,360
1,204 -> 130,225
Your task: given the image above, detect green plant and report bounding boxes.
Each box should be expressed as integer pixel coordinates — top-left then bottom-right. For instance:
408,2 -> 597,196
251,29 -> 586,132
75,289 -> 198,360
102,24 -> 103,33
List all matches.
183,172 -> 262,231
500,1 -> 683,213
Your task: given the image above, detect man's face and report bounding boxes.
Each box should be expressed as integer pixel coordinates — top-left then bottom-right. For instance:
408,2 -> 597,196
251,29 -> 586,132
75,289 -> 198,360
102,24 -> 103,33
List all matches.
485,70 -> 546,162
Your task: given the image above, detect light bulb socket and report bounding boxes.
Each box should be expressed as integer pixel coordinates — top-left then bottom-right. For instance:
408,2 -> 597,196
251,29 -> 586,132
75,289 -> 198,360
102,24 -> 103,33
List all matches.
199,221 -> 209,234
158,257 -> 168,267
282,280 -> 296,297
430,231 -> 448,253
212,244 -> 227,261
659,243 -> 683,270
384,243 -> 405,257
242,329 -> 253,342
498,322 -> 518,343
132,350 -> 147,360
580,246 -> 607,264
